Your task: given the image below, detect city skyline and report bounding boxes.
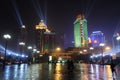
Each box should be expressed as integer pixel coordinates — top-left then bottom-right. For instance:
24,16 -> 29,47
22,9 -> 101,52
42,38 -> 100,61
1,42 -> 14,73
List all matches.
0,0 -> 120,49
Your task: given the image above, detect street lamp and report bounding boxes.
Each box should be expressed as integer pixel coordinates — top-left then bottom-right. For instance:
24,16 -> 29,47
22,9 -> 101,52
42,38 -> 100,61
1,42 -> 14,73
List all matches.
99,43 -> 105,64
89,47 -> 94,63
19,41 -> 25,63
90,47 -> 94,54
105,46 -> 111,51
3,34 -> 11,66
56,47 -> 61,52
27,46 -> 33,64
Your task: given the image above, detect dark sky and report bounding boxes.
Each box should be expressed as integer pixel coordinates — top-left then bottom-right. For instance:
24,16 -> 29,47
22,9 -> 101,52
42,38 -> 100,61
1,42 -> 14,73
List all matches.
0,0 -> 120,50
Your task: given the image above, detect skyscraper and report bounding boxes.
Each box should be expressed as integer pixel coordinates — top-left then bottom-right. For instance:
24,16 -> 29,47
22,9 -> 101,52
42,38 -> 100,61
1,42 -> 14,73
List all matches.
35,20 -> 56,54
90,31 -> 105,47
35,20 -> 47,54
44,31 -> 56,53
74,14 -> 88,47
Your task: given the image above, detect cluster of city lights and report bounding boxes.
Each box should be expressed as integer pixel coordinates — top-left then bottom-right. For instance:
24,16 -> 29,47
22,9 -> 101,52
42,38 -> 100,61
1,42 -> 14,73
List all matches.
90,50 -> 119,59
0,45 -> 28,58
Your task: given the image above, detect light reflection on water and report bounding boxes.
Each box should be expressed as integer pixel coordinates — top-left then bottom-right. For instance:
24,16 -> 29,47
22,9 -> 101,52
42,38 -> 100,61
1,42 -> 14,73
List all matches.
0,63 -> 115,80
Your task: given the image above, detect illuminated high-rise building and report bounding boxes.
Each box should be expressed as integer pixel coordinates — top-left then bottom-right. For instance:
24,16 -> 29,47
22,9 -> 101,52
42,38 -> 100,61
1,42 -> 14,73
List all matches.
35,20 -> 56,54
74,14 -> 88,47
35,20 -> 47,54
90,31 -> 105,47
44,31 -> 56,53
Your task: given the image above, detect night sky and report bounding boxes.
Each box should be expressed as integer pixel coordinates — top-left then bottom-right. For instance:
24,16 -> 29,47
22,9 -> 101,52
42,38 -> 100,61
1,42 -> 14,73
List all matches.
0,0 -> 120,50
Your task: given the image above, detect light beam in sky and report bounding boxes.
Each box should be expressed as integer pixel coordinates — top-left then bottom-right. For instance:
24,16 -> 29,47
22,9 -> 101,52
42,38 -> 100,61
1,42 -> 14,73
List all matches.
11,0 -> 23,27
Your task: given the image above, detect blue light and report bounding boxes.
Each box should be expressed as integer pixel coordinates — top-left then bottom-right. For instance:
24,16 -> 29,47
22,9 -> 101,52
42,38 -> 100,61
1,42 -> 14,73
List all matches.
11,0 -> 23,27
90,56 -> 93,58
0,45 -> 28,58
95,55 -> 98,58
26,56 -> 28,58
21,55 -> 25,57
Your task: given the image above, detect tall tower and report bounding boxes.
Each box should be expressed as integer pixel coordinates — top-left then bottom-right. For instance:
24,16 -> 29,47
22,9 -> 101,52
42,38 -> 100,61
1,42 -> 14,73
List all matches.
74,14 -> 88,47
35,20 -> 56,54
44,30 -> 56,53
35,20 -> 47,54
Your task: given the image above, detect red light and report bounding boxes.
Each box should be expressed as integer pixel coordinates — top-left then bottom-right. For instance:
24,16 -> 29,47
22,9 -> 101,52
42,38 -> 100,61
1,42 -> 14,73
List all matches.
94,40 -> 98,43
89,40 -> 92,43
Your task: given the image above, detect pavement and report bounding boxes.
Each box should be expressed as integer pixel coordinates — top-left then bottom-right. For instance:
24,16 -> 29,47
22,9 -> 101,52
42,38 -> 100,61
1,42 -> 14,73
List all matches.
0,63 -> 120,80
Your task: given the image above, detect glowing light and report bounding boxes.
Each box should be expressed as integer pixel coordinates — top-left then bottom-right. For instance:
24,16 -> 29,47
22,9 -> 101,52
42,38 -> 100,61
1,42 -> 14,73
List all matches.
0,56 -> 4,59
39,55 -> 43,57
105,46 -> 111,51
35,20 -> 47,30
11,0 -> 23,27
26,56 -> 28,58
22,25 -> 25,28
33,48 -> 37,52
56,47 -> 61,51
32,0 -> 46,23
49,56 -> 52,61
0,45 -> 28,58
83,49 -> 87,52
90,56 -> 93,58
21,55 -> 25,57
94,40 -> 98,43
19,42 -> 25,46
95,55 -> 98,58
27,46 -> 32,50
46,29 -> 51,33
89,39 -> 92,43
3,34 -> 11,39
8,52 -> 11,55
79,51 -> 83,54
90,47 -> 94,50
58,57 -> 62,61
36,51 -> 40,53
116,36 -> 120,40
99,43 -> 105,47
16,54 -> 18,56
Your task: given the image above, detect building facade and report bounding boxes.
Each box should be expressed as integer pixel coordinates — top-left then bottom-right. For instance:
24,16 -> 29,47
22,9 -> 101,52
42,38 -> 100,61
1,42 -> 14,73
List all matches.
35,20 -> 56,54
44,32 -> 56,53
90,31 -> 105,47
74,14 -> 88,47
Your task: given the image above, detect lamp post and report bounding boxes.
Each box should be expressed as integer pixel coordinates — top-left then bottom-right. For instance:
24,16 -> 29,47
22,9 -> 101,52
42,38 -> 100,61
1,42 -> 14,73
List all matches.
19,41 -> 25,64
99,43 -> 105,64
27,46 -> 33,64
3,34 -> 11,66
90,47 -> 94,54
89,47 -> 94,63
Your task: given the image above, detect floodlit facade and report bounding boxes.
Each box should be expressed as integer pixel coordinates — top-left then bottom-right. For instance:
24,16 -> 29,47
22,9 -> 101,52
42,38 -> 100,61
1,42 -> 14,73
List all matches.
90,31 -> 105,47
44,32 -> 56,53
35,20 -> 56,54
74,14 -> 88,47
